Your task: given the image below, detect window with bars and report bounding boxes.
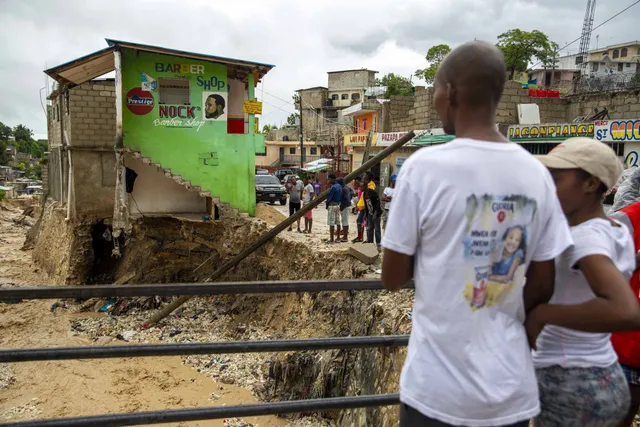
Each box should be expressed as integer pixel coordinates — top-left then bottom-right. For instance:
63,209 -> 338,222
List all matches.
621,48 -> 628,57
613,49 -> 619,59
158,78 -> 190,105
310,147 -> 317,155
289,147 -> 296,154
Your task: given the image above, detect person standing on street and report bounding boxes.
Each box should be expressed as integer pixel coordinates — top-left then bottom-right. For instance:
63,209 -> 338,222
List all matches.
326,174 -> 342,244
381,41 -> 573,427
351,178 -> 361,214
287,177 -> 304,233
609,200 -> 640,427
337,177 -> 353,242
352,181 -> 367,243
382,174 -> 396,229
302,177 -> 315,234
363,171 -> 382,249
313,177 -> 322,197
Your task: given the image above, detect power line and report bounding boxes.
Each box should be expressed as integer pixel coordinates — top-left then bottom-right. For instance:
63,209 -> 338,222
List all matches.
261,88 -> 359,132
530,0 -> 640,69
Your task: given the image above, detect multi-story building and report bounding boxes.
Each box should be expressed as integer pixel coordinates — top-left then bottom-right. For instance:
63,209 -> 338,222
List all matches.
587,41 -> 640,76
529,41 -> 640,89
297,69 -> 378,146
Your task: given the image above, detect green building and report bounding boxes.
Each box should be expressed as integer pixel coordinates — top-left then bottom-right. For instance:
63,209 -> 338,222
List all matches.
45,39 -> 274,230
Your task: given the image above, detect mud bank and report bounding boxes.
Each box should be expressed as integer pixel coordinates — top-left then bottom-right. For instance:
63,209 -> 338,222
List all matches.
30,205 -> 412,425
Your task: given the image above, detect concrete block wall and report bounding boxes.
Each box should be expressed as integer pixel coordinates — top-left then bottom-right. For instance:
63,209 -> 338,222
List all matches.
69,80 -> 116,148
565,91 -> 640,121
497,81 -> 568,125
299,88 -> 327,110
388,95 -> 415,132
46,93 -> 71,149
44,80 -> 118,218
387,81 -> 577,132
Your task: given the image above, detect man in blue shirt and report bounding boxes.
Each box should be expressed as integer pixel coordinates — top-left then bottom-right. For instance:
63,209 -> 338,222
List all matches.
326,174 -> 342,243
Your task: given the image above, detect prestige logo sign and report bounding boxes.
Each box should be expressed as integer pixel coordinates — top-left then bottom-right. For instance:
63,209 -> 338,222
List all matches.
126,87 -> 154,115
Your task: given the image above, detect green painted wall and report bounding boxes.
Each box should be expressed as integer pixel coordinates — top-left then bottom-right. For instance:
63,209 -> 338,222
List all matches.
121,48 -> 262,215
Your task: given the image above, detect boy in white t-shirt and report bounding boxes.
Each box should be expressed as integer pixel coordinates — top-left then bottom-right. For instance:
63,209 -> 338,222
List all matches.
381,41 -> 573,427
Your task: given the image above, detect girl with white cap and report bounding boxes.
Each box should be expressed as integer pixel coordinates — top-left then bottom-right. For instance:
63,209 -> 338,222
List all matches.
530,137 -> 640,426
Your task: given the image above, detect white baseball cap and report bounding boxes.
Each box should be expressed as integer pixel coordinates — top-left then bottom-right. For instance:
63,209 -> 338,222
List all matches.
535,137 -> 623,189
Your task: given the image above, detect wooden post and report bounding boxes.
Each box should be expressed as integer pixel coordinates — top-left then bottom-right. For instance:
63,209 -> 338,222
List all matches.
143,131 -> 416,326
111,49 -> 130,256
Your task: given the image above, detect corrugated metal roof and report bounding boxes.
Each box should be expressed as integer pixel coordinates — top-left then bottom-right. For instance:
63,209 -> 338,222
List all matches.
45,39 -> 275,88
411,133 -> 455,146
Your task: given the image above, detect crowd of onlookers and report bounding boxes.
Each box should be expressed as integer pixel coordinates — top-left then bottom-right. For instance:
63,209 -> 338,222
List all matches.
283,172 -> 396,248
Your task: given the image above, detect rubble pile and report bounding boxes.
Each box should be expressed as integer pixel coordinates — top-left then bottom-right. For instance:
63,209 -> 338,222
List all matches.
0,365 -> 15,390
223,419 -> 258,427
0,399 -> 41,421
69,296 -> 336,426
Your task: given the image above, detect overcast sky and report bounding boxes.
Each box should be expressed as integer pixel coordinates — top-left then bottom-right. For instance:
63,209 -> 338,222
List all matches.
0,0 -> 637,139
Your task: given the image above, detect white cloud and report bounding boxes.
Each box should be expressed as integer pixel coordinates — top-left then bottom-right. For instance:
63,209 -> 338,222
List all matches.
0,0 -> 637,137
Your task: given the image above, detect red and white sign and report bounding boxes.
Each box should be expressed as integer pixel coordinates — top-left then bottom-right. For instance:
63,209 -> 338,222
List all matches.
378,132 -> 407,145
125,87 -> 154,115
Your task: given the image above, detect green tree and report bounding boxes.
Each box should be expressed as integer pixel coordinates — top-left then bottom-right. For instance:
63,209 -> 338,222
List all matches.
375,73 -> 414,97
497,29 -> 559,80
37,139 -> 48,153
31,162 -> 43,180
13,124 -> 33,142
286,113 -> 299,126
262,124 -> 278,133
0,122 -> 11,141
415,44 -> 451,85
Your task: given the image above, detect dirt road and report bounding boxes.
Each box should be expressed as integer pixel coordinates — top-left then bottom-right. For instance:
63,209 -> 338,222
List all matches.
0,200 -> 292,427
263,202 -> 364,248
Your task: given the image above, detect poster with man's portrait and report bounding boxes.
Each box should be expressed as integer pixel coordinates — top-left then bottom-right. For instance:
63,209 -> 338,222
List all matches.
202,92 -> 227,121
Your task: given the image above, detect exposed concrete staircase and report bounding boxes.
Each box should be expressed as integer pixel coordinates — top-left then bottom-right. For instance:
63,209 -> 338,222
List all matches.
124,147 -> 249,219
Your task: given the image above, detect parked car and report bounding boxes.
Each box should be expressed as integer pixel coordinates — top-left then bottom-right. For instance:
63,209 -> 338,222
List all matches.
275,169 -> 293,183
255,174 -> 287,205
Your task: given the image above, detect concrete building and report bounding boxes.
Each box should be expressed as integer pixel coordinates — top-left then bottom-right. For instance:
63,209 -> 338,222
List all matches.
529,41 -> 640,90
255,140 -> 321,169
587,41 -> 640,76
326,69 -> 377,108
297,69 -> 379,145
44,39 -> 273,224
265,126 -> 298,142
0,166 -> 13,185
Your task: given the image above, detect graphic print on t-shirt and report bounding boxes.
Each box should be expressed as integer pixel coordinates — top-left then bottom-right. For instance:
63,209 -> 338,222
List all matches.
462,194 -> 537,311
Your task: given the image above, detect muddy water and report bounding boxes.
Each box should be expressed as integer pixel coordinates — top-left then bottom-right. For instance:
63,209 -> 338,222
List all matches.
0,201 -> 291,427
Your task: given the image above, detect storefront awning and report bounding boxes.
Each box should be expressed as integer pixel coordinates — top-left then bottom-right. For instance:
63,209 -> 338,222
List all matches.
411,133 -> 455,146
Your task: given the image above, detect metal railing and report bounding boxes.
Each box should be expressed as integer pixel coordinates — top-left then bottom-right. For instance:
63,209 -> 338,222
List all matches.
0,279 -> 411,426
1,132 -> 419,426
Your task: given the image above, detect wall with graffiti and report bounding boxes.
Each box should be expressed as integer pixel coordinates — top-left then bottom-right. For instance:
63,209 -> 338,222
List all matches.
121,48 -> 262,215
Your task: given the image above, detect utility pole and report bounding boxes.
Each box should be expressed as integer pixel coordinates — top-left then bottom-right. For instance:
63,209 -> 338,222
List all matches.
298,92 -> 304,169
362,130 -> 374,165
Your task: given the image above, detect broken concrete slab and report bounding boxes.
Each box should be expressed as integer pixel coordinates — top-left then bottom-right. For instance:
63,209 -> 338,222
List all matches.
347,243 -> 379,265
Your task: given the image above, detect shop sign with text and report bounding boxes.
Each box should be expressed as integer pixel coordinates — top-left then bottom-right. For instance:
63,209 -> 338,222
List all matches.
242,100 -> 263,115
378,132 -> 407,146
508,123 -> 594,142
344,133 -> 377,146
594,119 -> 640,142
